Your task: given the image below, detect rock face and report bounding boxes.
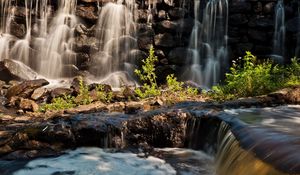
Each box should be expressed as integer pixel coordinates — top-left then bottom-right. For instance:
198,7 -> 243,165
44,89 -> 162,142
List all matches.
5,0 -> 298,83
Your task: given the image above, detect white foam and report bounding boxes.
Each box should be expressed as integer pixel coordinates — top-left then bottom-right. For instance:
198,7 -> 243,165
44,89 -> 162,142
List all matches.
14,148 -> 176,175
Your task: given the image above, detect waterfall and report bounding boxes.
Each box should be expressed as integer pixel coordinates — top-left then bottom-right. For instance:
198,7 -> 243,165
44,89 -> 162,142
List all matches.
36,0 -> 78,78
272,0 -> 285,63
184,0 -> 228,87
0,0 -> 13,61
91,1 -> 137,87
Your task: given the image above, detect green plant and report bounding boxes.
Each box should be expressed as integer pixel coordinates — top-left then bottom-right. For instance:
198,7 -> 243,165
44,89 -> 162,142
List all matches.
134,46 -> 160,98
210,51 -> 286,101
165,74 -> 198,102
96,85 -> 113,103
39,95 -> 76,112
285,57 -> 300,86
76,78 -> 92,105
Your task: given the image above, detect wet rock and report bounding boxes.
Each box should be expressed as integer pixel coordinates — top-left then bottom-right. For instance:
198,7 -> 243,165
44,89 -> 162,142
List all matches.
0,59 -> 39,83
286,17 -> 300,33
31,88 -> 48,101
122,86 -> 137,100
6,79 -> 49,99
62,64 -> 80,77
50,88 -> 73,99
74,24 -> 95,37
156,20 -> 178,33
71,76 -> 85,95
10,20 -> 26,38
0,80 -> 5,89
154,33 -> 176,48
136,10 -> 148,23
168,47 -> 194,65
248,29 -> 268,43
76,6 -> 98,23
229,14 -> 248,26
125,49 -> 147,66
73,36 -> 99,53
125,102 -> 142,114
168,8 -> 187,20
19,98 -> 39,112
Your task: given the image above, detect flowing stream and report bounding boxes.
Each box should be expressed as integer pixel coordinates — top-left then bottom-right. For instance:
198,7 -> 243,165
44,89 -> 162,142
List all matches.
1,105 -> 299,175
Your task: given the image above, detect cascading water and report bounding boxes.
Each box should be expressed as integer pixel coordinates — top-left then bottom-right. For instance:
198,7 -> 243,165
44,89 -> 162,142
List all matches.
91,1 -> 137,87
183,0 -> 228,87
272,0 -> 285,63
0,0 -> 13,61
36,0 -> 78,78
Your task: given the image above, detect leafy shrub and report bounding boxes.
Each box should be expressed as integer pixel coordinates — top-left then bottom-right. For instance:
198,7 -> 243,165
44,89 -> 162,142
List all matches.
285,58 -> 300,86
134,46 -> 160,98
96,85 -> 113,103
209,52 -> 300,101
40,95 -> 76,111
76,78 -> 92,105
165,74 -> 198,102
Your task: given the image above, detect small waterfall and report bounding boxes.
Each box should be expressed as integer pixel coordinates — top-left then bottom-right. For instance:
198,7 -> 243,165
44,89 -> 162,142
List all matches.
36,0 -> 78,78
272,0 -> 285,63
91,1 -> 137,87
215,122 -> 283,175
184,0 -> 228,87
0,0 -> 13,61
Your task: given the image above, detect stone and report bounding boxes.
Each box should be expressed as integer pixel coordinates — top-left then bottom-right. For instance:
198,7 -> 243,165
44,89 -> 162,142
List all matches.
122,86 -> 137,100
248,29 -> 268,43
168,8 -> 187,20
74,24 -> 95,37
168,47 -> 194,65
136,10 -> 148,23
73,36 -> 99,53
286,17 -> 300,33
154,33 -> 176,48
50,88 -> 73,99
229,2 -> 251,13
125,49 -> 147,66
76,5 -> 98,23
62,64 -> 80,77
31,88 -> 48,101
6,79 -> 49,99
229,14 -> 248,26
10,20 -> 26,38
0,59 -> 39,83
19,98 -> 39,112
156,20 -> 178,34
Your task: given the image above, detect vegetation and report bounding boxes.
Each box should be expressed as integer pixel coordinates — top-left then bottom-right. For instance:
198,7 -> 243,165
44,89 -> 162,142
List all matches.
39,95 -> 76,112
76,78 -> 92,105
209,52 -> 300,101
134,46 -> 161,98
95,85 -> 113,103
165,74 -> 198,102
134,46 -> 198,102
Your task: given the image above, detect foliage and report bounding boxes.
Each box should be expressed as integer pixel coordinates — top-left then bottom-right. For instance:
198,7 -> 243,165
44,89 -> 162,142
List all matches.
134,46 -> 160,98
96,85 -> 113,103
285,57 -> 300,86
40,95 -> 76,112
165,74 -> 198,102
209,52 -> 300,101
76,78 -> 92,105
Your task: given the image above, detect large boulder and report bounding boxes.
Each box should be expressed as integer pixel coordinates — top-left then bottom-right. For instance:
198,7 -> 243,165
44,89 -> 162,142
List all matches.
0,59 -> 39,83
